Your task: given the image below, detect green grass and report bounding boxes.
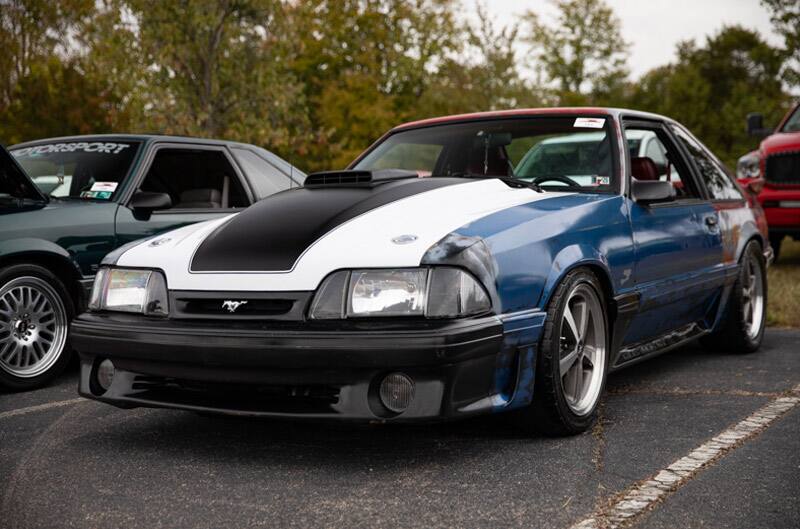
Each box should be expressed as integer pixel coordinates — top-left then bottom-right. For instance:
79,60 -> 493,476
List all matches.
767,237 -> 800,328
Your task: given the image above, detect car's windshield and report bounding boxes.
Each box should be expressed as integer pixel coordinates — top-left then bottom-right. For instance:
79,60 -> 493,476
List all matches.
10,141 -> 141,200
781,106 -> 800,133
353,116 -> 616,191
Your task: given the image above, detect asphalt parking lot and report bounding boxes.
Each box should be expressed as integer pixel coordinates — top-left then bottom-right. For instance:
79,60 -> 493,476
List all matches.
1,330 -> 798,529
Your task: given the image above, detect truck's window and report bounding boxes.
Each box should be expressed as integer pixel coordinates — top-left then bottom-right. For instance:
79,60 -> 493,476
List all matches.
139,148 -> 249,210
781,106 -> 800,132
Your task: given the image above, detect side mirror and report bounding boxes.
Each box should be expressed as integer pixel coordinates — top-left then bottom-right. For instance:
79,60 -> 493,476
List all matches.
632,179 -> 675,204
129,191 -> 171,220
746,113 -> 771,137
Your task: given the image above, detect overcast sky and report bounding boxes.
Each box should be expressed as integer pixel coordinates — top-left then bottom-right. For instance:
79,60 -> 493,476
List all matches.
469,0 -> 781,79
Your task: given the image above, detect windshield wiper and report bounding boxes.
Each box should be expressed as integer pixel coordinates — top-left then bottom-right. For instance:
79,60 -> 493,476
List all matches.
441,173 -> 543,192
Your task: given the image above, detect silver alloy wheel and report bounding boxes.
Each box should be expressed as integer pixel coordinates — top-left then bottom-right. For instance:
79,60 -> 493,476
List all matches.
558,283 -> 607,416
0,276 -> 68,378
742,252 -> 765,340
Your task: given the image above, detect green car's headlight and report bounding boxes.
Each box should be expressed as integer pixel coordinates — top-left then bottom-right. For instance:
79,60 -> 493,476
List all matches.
89,268 -> 169,316
309,268 -> 491,319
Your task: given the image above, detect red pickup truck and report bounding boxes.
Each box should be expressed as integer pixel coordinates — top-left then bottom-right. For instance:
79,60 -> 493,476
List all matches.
738,103 -> 800,259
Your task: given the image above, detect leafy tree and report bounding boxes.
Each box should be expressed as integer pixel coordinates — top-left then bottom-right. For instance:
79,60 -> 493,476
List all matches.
0,58 -> 128,144
115,0 -> 308,153
285,0 -> 460,170
628,26 -> 789,167
761,0 -> 800,88
417,2 -> 542,118
522,0 -> 629,103
0,0 -> 94,105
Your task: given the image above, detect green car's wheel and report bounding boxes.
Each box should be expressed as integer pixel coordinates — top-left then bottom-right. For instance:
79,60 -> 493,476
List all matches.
0,264 -> 74,391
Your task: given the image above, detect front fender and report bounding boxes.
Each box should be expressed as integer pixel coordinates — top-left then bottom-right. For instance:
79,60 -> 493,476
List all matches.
539,244 -> 613,308
0,237 -> 76,264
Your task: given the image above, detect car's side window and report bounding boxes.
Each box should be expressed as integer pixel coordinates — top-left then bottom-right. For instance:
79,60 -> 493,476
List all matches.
670,126 -> 743,201
231,147 -> 293,198
624,126 -> 701,199
138,148 -> 250,210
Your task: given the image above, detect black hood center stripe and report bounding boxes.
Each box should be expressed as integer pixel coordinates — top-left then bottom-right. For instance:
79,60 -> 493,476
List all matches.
190,178 -> 467,273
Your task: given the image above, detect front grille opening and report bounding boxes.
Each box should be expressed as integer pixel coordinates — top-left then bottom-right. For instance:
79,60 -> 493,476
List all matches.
131,376 -> 340,414
765,151 -> 800,185
178,298 -> 295,317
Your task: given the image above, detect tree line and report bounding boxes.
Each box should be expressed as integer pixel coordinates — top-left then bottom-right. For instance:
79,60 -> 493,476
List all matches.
1,0 -> 797,172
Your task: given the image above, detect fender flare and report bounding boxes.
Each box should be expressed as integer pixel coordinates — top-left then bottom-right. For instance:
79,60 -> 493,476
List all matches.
539,243 -> 615,309
0,237 -> 85,287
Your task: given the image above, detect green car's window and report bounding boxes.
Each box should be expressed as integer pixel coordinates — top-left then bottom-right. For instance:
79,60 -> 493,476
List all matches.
353,117 -> 616,192
10,141 -> 141,200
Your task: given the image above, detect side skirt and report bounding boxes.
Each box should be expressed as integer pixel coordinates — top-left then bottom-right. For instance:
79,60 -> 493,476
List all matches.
610,322 -> 709,371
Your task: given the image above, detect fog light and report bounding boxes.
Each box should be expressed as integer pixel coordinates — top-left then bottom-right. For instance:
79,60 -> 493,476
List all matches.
97,359 -> 115,391
379,373 -> 414,413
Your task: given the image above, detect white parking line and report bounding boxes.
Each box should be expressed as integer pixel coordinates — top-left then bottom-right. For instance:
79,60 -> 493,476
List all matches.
570,383 -> 800,529
0,398 -> 85,421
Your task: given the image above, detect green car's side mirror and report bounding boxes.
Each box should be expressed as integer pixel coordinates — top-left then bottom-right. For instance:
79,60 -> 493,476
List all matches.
129,191 -> 171,220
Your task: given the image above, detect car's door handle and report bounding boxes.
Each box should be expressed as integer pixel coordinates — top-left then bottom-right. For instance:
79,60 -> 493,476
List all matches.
705,216 -> 718,227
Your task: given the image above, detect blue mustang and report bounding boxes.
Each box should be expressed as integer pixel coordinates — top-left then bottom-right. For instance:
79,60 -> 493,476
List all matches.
71,108 -> 771,435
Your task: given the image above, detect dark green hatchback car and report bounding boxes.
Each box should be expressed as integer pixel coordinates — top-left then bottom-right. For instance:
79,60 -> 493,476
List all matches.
0,135 -> 304,390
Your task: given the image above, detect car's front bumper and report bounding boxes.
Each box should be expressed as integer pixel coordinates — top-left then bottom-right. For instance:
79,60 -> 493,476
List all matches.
71,312 -> 543,422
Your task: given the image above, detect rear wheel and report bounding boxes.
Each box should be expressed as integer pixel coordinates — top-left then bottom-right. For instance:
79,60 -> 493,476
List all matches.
701,240 -> 766,354
514,268 -> 609,436
0,264 -> 74,390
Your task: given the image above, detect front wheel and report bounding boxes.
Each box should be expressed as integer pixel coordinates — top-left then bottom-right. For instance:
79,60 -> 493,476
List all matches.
0,264 -> 74,390
514,268 -> 609,436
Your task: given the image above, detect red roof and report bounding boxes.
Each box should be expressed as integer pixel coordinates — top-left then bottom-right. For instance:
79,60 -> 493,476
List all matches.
393,107 -> 613,131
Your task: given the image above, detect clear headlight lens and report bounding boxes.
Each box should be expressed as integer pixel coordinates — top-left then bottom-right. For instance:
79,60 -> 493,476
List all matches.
89,268 -> 169,316
736,152 -> 761,179
349,269 -> 428,317
310,268 -> 490,319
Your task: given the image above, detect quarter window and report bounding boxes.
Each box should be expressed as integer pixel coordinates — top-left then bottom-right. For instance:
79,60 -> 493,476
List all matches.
231,148 -> 294,198
671,126 -> 743,201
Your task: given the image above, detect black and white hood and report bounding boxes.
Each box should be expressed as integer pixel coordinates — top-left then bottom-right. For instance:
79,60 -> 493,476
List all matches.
113,176 -> 569,292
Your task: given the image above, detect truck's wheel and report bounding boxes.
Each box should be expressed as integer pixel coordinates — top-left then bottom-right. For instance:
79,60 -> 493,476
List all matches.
702,240 -> 766,354
769,234 -> 782,262
514,268 -> 609,436
0,264 -> 74,391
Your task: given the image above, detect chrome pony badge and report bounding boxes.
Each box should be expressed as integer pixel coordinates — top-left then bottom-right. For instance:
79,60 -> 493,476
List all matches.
391,234 -> 418,245
222,300 -> 248,313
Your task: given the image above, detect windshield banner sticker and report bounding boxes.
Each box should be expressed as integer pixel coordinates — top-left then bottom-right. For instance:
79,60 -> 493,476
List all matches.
90,182 -> 119,192
573,117 -> 605,129
12,142 -> 132,157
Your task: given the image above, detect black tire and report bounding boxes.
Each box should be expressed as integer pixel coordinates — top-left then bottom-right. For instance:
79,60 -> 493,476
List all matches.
0,264 -> 75,391
769,234 -> 782,262
513,268 -> 610,436
701,240 -> 767,354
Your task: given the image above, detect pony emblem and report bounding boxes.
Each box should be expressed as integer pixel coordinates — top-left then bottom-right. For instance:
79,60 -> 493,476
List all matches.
222,300 -> 248,313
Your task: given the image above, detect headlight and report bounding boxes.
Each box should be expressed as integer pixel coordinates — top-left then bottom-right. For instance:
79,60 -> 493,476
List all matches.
736,152 -> 761,179
309,268 -> 491,319
89,268 -> 169,316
